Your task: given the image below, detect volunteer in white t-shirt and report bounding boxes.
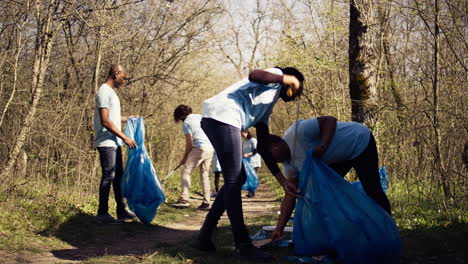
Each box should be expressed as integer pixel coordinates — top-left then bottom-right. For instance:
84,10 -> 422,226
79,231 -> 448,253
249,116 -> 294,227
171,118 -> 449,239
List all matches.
267,116 -> 392,242
173,104 -> 214,211
93,64 -> 138,224
193,67 -> 304,262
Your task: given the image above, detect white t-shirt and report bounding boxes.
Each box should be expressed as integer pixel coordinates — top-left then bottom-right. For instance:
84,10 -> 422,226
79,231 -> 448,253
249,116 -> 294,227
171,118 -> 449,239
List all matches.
243,138 -> 261,168
282,118 -> 371,179
182,114 -> 213,150
94,84 -> 123,148
202,68 -> 283,129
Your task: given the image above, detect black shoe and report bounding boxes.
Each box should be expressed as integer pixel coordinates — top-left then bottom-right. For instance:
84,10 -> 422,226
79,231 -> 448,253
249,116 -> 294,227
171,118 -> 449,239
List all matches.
246,192 -> 255,198
197,202 -> 210,211
95,212 -> 121,224
237,244 -> 275,262
117,209 -> 137,221
192,236 -> 216,252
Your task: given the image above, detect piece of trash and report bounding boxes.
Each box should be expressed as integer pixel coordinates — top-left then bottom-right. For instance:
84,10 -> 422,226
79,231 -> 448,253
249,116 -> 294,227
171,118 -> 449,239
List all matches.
252,238 -> 272,248
262,225 -> 293,232
251,229 -> 267,240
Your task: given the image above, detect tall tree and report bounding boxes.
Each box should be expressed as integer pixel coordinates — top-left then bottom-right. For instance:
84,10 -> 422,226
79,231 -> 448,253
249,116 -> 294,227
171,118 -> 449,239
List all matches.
348,0 -> 377,123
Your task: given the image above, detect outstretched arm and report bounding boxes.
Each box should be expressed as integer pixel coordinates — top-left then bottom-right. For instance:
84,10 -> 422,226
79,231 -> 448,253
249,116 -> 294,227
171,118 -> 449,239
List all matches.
255,122 -> 299,197
178,134 -> 193,167
99,108 -> 136,148
272,176 -> 299,242
249,69 -> 300,91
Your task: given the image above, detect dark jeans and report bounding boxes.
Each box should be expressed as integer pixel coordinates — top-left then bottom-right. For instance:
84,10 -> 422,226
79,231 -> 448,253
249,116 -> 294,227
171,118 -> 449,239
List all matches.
97,146 -> 126,215
329,134 -> 392,215
200,118 -> 251,246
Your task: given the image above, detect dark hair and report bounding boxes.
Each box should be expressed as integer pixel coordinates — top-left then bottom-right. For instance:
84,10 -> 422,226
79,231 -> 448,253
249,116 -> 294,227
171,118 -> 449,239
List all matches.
275,66 -> 304,83
268,134 -> 291,161
174,104 -> 192,122
268,134 -> 285,144
108,64 -> 122,78
241,129 -> 252,139
275,66 -> 305,97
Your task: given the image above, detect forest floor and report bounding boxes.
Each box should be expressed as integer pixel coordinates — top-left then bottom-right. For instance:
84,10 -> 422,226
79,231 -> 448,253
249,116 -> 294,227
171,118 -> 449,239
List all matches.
0,181 -> 467,264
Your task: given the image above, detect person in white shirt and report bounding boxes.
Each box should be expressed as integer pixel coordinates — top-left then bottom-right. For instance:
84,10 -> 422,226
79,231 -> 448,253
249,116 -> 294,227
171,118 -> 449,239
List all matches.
93,64 -> 138,224
173,105 -> 214,211
266,116 -> 392,242
193,67 -> 304,262
241,129 -> 261,198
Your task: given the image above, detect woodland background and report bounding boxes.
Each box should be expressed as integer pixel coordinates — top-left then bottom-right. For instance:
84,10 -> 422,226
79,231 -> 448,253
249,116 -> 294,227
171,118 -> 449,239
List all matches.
0,0 -> 466,219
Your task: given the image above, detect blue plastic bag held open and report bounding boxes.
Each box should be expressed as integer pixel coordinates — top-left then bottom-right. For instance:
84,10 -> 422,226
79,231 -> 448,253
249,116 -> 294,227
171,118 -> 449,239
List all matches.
241,157 -> 259,193
122,117 -> 166,224
293,150 -> 401,264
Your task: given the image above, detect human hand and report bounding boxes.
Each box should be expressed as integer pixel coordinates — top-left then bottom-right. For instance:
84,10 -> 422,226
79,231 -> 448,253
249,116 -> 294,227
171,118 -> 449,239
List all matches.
282,74 -> 300,92
271,229 -> 283,242
124,136 -> 137,148
243,153 -> 249,158
313,144 -> 327,158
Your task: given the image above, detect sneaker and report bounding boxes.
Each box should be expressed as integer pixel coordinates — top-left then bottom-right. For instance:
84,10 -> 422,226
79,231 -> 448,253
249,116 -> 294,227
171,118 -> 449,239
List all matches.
173,198 -> 190,207
95,212 -> 121,224
117,209 -> 137,222
246,192 -> 255,198
197,202 -> 210,211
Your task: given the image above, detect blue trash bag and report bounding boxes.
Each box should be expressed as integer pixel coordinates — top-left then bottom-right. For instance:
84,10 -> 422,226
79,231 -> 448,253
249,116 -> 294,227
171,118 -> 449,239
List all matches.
241,157 -> 259,193
122,117 -> 166,224
352,166 -> 389,193
293,150 -> 401,264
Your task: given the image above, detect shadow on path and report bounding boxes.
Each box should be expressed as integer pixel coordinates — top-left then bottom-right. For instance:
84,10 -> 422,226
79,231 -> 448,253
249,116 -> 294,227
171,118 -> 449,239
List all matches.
50,213 -> 197,261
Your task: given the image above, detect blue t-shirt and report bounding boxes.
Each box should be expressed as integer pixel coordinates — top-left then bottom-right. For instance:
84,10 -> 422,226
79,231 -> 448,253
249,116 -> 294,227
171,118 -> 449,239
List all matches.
202,68 -> 283,129
282,118 -> 371,178
182,114 -> 213,150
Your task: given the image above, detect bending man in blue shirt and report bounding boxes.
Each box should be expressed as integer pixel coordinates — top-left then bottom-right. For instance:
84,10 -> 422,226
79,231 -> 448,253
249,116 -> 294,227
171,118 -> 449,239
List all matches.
194,67 -> 304,262
267,116 -> 392,242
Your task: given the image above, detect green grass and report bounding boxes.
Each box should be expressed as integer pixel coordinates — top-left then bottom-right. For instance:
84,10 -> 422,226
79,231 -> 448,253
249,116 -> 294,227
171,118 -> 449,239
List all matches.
0,176 -> 466,263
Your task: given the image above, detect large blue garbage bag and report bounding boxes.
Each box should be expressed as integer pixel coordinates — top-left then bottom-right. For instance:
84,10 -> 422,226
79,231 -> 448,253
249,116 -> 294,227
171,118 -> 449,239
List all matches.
241,157 -> 259,193
352,166 -> 389,193
122,117 -> 165,224
293,150 -> 401,264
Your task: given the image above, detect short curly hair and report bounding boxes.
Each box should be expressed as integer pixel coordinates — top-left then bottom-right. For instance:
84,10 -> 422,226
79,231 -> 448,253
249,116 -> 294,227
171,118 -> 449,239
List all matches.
174,104 -> 192,122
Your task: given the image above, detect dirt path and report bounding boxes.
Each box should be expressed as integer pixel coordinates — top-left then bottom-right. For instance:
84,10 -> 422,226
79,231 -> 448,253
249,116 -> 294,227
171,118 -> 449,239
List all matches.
2,183 -> 280,263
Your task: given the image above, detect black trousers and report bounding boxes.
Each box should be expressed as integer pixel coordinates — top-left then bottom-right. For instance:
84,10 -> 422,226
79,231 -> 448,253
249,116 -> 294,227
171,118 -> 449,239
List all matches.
199,118 -> 251,246
329,134 -> 392,215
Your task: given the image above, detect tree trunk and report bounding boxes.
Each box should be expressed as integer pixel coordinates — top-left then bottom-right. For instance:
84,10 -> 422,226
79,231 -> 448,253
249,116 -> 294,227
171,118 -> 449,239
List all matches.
349,0 -> 377,124
0,1 -> 61,179
432,0 -> 450,198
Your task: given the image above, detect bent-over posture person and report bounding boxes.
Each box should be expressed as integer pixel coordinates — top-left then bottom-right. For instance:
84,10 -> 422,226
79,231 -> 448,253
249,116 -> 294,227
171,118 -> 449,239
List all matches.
173,105 -> 214,211
194,67 -> 304,262
267,116 -> 392,242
